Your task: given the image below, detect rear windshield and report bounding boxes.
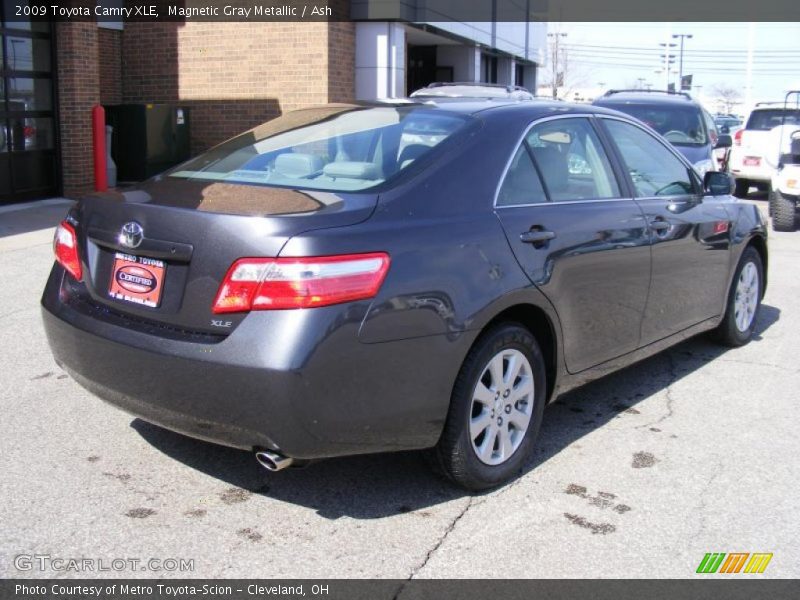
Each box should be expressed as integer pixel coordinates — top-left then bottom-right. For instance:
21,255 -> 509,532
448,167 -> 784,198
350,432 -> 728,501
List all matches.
603,103 -> 707,146
168,106 -> 471,192
746,109 -> 800,131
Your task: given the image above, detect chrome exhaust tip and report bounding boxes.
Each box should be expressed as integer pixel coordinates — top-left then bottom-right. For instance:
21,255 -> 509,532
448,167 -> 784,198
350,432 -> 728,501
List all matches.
255,450 -> 294,472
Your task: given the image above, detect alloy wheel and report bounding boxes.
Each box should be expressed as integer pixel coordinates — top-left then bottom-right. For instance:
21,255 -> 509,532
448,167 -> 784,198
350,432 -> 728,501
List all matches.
734,261 -> 759,332
469,349 -> 534,466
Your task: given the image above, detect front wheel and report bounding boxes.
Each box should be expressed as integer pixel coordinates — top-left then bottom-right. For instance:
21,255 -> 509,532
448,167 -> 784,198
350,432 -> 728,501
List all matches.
431,323 -> 546,490
713,247 -> 763,346
772,190 -> 797,232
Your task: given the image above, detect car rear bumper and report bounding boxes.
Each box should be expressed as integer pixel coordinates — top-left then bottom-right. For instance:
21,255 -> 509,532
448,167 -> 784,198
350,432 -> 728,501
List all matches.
730,156 -> 772,182
41,266 -> 465,459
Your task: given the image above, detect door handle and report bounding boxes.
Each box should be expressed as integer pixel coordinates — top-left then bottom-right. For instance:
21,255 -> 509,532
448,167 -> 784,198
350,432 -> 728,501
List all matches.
649,218 -> 671,233
520,229 -> 556,245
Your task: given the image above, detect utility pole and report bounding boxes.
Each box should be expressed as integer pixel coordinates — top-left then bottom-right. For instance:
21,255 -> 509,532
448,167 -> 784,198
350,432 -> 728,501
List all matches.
745,23 -> 755,111
548,32 -> 567,99
672,33 -> 693,90
659,41 -> 676,90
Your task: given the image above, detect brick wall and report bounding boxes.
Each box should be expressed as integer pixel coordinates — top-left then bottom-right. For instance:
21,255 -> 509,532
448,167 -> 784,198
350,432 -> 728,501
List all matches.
56,19 -> 100,198
55,18 -> 356,195
98,28 -> 122,105
122,20 -> 356,154
327,21 -> 356,103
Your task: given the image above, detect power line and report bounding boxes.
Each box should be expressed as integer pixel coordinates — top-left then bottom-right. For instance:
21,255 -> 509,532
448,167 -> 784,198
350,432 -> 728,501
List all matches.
561,43 -> 800,55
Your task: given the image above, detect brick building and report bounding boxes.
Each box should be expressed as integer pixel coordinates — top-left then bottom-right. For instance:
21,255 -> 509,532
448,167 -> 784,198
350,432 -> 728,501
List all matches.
0,3 -> 545,202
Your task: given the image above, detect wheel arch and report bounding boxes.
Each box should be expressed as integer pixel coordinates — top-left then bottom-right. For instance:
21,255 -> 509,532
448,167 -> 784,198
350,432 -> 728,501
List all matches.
746,234 -> 768,297
475,303 -> 560,403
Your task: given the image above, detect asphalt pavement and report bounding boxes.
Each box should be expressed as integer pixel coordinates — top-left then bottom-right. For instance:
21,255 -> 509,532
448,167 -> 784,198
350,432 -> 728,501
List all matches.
1,195 -> 797,579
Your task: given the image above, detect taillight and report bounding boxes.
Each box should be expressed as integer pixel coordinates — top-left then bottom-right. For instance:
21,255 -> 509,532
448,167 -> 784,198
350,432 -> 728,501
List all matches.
53,220 -> 82,281
735,129 -> 743,146
212,253 -> 390,313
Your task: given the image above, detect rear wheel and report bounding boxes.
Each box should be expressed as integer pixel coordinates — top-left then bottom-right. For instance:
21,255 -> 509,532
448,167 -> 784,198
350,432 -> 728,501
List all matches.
431,323 -> 546,490
714,247 -> 763,346
772,190 -> 797,232
734,178 -> 750,198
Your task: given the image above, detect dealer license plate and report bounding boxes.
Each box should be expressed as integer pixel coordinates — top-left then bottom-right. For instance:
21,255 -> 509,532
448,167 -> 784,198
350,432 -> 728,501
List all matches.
108,252 -> 166,308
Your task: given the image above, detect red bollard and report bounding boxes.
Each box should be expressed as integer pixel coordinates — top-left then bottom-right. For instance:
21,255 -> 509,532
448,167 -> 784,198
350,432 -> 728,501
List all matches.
92,105 -> 107,192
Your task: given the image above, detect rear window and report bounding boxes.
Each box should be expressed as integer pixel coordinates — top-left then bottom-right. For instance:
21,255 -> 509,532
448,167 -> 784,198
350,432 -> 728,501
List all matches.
746,109 -> 800,131
168,106 -> 470,192
600,103 -> 707,146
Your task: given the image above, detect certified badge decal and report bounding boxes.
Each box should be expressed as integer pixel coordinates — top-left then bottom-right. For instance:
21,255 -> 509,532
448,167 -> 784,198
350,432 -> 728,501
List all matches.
115,265 -> 157,294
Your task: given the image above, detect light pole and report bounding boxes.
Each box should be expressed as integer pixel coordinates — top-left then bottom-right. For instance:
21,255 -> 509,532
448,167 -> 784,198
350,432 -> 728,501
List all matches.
548,32 -> 567,99
655,68 -> 676,91
672,33 -> 693,90
659,42 -> 676,90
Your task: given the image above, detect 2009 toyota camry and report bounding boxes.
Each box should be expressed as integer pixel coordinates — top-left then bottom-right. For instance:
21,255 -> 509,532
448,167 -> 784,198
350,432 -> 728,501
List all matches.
42,99 -> 767,490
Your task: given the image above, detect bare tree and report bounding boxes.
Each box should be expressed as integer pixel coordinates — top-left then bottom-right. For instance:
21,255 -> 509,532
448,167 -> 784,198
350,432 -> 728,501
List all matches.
713,84 -> 743,114
541,41 -> 589,100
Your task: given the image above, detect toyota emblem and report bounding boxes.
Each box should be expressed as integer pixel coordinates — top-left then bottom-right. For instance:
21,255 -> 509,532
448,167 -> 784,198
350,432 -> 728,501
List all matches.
119,222 -> 144,249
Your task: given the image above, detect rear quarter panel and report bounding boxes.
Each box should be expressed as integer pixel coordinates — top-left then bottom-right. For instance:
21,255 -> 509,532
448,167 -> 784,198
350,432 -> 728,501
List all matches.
724,197 -> 768,298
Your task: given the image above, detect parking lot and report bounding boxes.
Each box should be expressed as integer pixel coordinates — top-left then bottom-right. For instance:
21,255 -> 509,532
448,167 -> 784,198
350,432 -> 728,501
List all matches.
1,196 -> 798,579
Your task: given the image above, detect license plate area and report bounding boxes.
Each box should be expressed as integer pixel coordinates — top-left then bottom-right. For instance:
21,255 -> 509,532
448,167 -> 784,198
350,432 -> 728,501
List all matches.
108,252 -> 166,308
743,156 -> 761,166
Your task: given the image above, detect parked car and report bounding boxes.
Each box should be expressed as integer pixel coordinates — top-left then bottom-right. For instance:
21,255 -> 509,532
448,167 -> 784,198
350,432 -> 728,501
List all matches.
715,115 -> 742,134
410,82 -> 535,101
592,89 -> 729,177
728,102 -> 800,197
42,100 -> 767,490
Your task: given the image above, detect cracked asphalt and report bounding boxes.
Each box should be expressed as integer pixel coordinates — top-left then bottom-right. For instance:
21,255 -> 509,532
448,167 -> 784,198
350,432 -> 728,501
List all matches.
1,198 -> 798,579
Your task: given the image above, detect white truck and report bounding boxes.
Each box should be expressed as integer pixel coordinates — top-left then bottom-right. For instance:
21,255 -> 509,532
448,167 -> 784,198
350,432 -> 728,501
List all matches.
769,92 -> 800,231
729,99 -> 800,203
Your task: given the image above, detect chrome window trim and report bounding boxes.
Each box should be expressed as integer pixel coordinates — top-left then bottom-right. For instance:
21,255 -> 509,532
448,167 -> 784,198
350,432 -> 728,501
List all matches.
497,197 -> 635,209
493,113 -> 627,209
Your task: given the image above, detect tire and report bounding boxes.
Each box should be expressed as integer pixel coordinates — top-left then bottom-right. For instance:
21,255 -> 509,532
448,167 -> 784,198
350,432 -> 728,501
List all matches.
713,247 -> 763,347
734,178 -> 750,198
431,323 -> 546,490
772,190 -> 797,232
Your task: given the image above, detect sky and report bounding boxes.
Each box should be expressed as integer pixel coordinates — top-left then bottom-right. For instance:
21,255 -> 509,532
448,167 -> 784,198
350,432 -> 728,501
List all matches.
552,22 -> 800,112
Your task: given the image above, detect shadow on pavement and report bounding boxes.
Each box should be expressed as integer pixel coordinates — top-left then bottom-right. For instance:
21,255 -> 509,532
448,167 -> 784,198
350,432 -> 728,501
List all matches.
0,201 -> 73,239
132,303 -> 780,520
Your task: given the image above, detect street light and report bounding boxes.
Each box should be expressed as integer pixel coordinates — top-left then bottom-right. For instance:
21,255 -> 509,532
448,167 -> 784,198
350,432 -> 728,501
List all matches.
672,33 -> 694,90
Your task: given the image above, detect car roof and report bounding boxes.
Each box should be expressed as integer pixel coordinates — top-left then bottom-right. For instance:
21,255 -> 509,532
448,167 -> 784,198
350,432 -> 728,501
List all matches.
378,97 -> 625,120
593,91 -> 700,107
750,103 -> 800,111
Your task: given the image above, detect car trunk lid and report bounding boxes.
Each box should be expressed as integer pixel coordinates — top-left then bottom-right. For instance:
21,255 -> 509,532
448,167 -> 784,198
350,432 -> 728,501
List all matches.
70,180 -> 376,335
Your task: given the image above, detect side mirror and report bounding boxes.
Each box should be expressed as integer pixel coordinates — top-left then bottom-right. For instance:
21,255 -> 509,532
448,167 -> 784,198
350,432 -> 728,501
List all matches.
720,125 -> 730,134
704,171 -> 734,196
715,134 -> 732,149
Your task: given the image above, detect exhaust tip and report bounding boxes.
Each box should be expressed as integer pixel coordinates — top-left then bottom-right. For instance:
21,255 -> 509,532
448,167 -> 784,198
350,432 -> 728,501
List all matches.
255,450 -> 293,472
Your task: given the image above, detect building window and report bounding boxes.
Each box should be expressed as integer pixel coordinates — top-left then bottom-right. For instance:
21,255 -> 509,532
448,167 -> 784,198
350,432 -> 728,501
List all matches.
515,64 -> 524,87
0,4 -> 57,201
481,54 -> 497,84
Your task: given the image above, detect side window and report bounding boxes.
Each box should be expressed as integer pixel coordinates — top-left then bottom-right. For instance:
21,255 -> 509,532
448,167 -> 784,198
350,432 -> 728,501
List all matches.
525,118 -> 620,202
496,145 -> 547,206
604,119 -> 696,197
